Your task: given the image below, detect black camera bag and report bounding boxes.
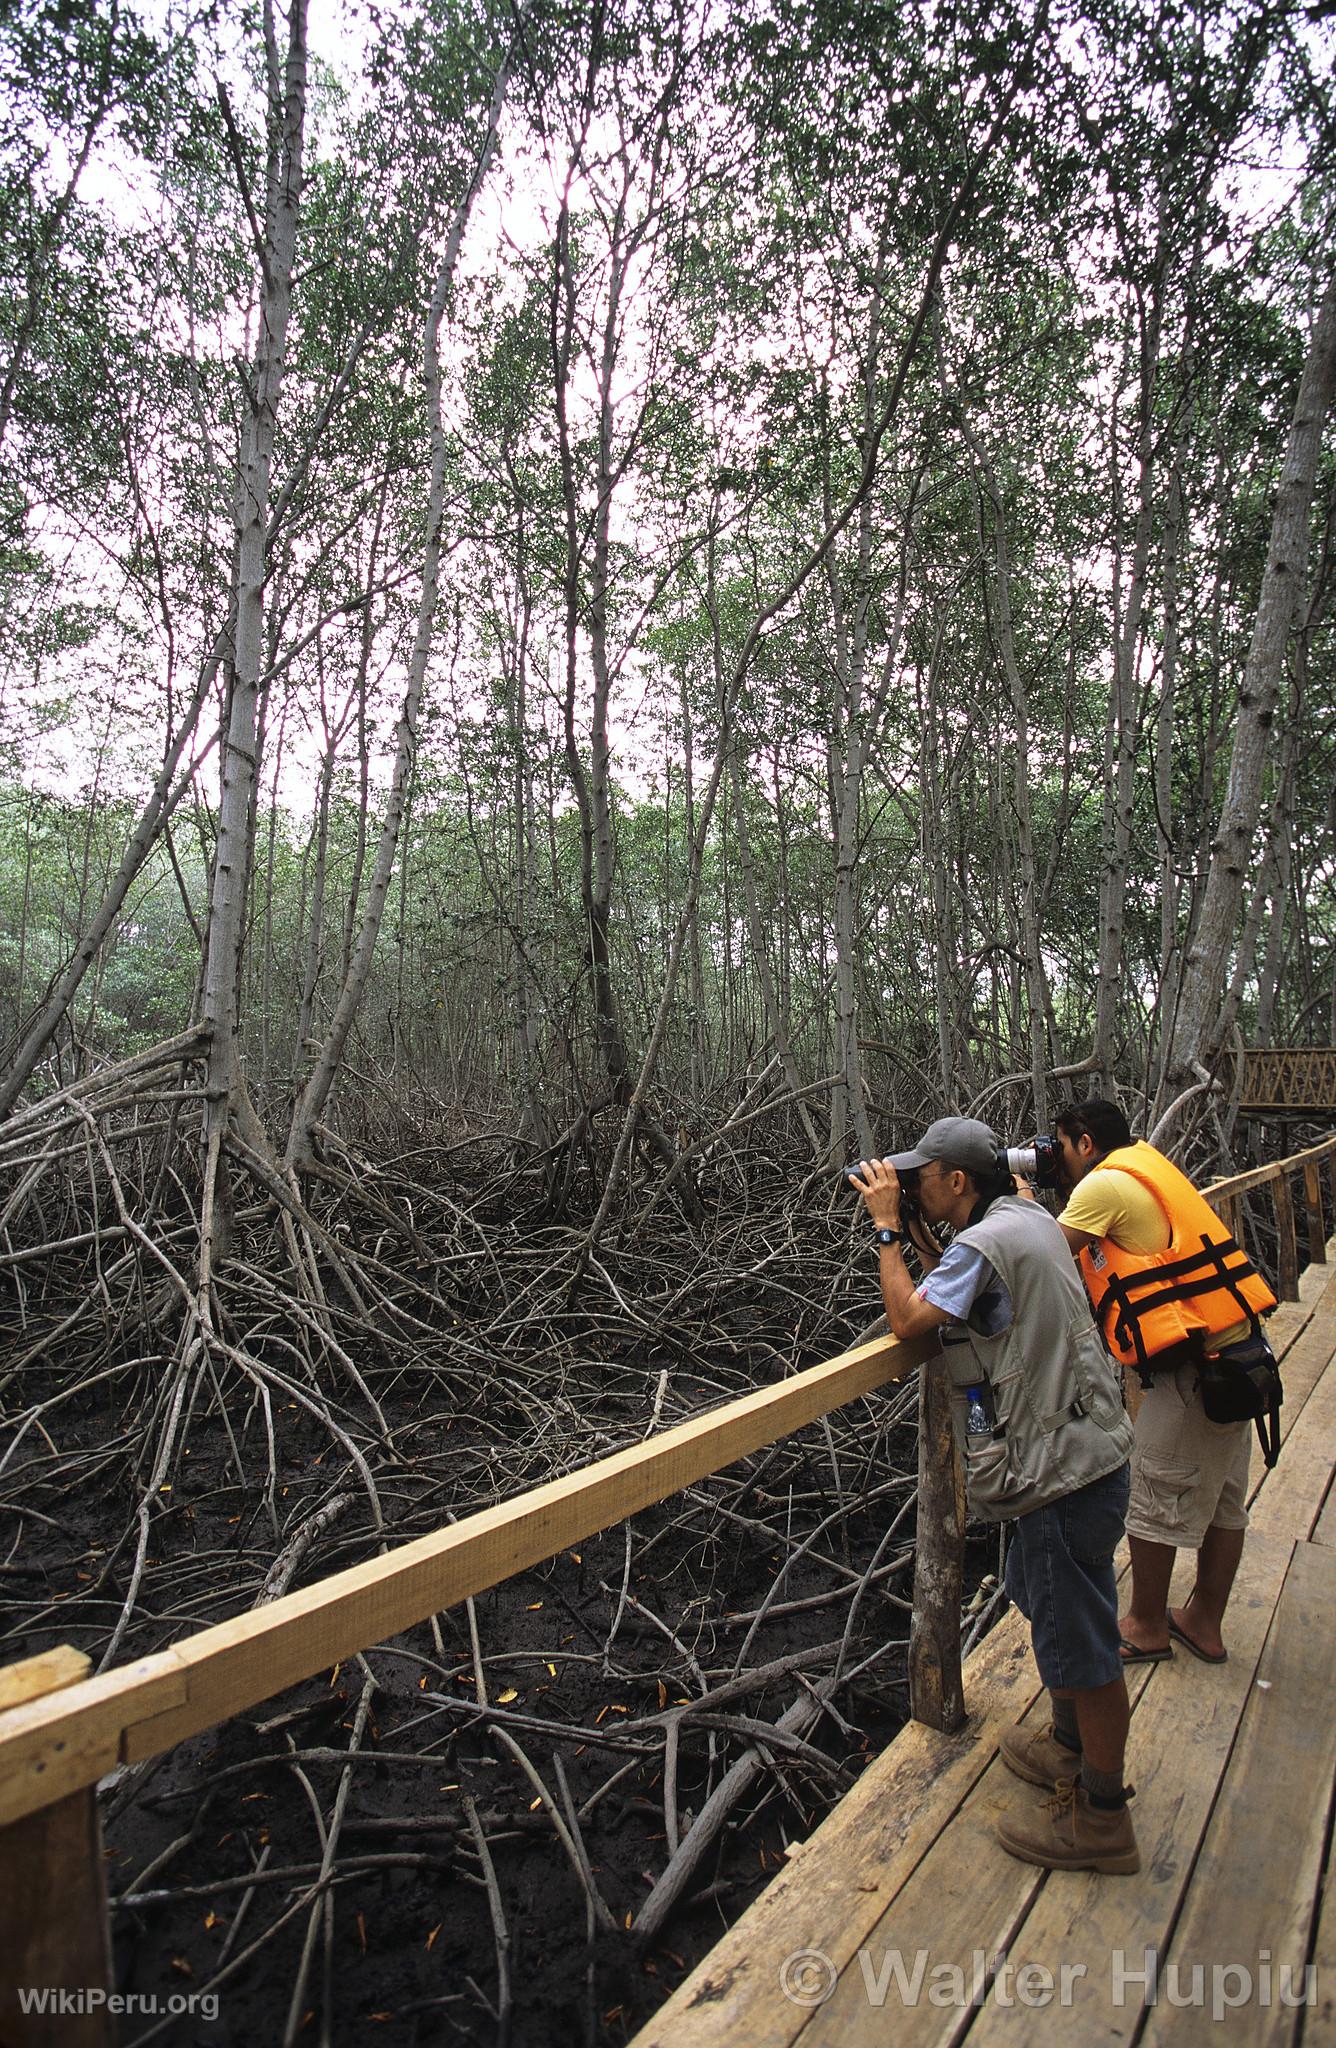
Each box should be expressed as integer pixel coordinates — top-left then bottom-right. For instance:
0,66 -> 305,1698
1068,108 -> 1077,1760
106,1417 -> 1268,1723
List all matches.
1198,1329 -> 1283,1468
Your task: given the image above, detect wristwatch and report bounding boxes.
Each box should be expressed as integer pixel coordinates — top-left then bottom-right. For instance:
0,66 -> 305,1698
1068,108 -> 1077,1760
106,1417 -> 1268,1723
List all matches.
874,1226 -> 905,1248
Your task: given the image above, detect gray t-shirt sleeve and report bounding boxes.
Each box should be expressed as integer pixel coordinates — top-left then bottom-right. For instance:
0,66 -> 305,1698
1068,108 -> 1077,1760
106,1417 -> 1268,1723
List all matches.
918,1242 -> 1013,1336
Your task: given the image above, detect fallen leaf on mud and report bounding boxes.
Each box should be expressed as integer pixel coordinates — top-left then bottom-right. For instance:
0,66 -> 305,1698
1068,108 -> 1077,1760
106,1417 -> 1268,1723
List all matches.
498,1687 -> 518,1704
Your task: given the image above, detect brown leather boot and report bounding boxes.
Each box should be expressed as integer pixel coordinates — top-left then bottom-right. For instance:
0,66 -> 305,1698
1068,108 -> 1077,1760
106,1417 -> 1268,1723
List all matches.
996,1780 -> 1140,1874
998,1721 -> 1083,1792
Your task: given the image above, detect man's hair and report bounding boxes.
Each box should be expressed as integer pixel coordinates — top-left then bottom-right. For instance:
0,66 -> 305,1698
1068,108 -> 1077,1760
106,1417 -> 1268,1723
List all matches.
1055,1097 -> 1133,1156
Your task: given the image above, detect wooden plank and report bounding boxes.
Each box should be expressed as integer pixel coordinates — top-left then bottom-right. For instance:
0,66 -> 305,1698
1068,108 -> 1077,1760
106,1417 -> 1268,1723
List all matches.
634,1531 -> 1168,2048
1243,1274 -> 1336,1519
1313,1481 -> 1336,1550
797,1660 -> 1153,2044
1304,1162 -> 1327,1265
1139,1540 -> 1336,2048
629,1603 -> 1046,2048
961,1531 -> 1295,2046
0,1326 -> 936,1829
0,1647 -> 90,1713
801,1627 -> 1172,2048
1247,1320 -> 1336,1540
1273,1170 -> 1300,1300
1303,1783 -> 1336,2045
802,1767 -> 1047,2048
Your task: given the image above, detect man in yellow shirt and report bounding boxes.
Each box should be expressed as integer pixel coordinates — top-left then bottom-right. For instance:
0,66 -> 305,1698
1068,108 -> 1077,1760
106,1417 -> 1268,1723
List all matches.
1054,1099 -> 1259,1666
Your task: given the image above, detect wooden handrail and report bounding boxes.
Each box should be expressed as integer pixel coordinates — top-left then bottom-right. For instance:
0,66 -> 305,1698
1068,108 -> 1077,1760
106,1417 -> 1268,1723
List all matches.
1204,1131 -> 1336,1300
0,1327 -> 935,1831
1205,1131 -> 1336,1201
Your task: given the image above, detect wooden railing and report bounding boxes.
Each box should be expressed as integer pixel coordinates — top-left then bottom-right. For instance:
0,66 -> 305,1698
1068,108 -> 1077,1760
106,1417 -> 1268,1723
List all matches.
1204,1131 -> 1336,1297
1,1128 -> 1333,2042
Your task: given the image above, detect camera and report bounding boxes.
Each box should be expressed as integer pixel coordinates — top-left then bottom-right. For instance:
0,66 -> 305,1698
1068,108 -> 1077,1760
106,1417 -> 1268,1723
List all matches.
1000,1135 -> 1062,1188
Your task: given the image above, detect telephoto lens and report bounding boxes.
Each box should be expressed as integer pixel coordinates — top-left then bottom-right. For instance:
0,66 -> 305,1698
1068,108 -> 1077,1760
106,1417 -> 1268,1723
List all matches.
1001,1135 -> 1061,1188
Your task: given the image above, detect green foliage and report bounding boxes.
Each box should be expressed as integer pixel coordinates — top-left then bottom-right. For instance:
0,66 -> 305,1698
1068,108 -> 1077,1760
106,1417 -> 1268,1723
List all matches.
0,0 -> 1333,1122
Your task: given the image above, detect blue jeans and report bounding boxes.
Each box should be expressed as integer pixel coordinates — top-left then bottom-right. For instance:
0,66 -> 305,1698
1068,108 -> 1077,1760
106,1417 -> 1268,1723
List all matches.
1004,1462 -> 1130,1690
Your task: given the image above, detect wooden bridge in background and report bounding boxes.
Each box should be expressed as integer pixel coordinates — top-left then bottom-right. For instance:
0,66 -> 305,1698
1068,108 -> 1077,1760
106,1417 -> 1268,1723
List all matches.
1228,1046 -> 1336,1117
1,1134 -> 1335,2044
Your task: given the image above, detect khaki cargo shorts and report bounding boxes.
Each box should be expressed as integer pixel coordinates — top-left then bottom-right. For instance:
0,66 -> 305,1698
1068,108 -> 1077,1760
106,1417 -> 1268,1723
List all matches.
1125,1360 -> 1252,1548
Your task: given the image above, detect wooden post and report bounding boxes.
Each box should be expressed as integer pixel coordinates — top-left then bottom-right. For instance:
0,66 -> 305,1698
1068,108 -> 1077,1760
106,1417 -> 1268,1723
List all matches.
0,1650 -> 113,2048
1272,1168 -> 1300,1300
1218,1192 -> 1241,1247
1304,1160 -> 1327,1265
909,1352 -> 966,1732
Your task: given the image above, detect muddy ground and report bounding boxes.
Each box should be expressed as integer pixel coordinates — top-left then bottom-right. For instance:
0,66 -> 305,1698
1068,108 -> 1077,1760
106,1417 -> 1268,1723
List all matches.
5,1348 -> 998,2048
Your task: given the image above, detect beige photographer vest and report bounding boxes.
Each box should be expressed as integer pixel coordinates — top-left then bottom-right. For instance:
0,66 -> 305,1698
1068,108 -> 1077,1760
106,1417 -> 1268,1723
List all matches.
938,1196 -> 1133,1522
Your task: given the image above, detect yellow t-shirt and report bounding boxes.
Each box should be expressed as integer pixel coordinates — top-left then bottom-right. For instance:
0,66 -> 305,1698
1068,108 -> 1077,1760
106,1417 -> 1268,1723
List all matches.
1057,1167 -> 1170,1254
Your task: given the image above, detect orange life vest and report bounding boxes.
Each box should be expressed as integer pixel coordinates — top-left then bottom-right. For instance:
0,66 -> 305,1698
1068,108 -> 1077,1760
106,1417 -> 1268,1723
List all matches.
1076,1142 -> 1276,1374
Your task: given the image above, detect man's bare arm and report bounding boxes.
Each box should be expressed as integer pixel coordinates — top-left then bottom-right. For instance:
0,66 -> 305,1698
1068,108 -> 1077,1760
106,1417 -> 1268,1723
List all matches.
875,1248 -> 957,1341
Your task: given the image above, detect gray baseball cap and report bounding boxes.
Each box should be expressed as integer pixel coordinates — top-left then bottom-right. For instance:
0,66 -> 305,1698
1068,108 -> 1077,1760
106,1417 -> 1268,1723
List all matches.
887,1116 -> 1000,1177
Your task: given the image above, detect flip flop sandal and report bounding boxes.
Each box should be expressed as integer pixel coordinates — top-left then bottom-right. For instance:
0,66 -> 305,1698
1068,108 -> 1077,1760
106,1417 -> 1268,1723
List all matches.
1167,1618 -> 1228,1664
1119,1637 -> 1174,1664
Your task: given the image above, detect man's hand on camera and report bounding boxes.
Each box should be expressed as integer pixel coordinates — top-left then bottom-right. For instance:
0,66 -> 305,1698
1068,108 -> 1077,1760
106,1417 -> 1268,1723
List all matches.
904,1209 -> 943,1262
849,1156 -> 901,1230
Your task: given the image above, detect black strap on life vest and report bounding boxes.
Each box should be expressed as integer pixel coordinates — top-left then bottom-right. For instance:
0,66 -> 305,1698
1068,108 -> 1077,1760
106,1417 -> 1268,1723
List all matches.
1096,1233 -> 1264,1366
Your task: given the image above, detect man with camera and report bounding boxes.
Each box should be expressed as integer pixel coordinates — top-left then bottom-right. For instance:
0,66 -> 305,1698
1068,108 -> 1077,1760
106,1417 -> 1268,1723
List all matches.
1052,1099 -> 1277,1666
852,1116 -> 1139,1876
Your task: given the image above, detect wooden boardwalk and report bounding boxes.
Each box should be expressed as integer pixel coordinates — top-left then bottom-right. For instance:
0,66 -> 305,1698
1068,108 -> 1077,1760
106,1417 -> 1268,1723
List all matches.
634,1248 -> 1336,2048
